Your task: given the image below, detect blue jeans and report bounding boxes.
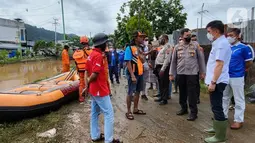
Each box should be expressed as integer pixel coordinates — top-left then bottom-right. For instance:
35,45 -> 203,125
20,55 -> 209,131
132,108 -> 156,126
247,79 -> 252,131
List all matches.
169,81 -> 172,97
90,95 -> 114,143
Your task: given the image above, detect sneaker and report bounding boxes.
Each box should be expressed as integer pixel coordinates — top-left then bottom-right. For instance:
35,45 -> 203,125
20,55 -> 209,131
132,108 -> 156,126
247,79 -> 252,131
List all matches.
229,105 -> 235,110
141,95 -> 148,101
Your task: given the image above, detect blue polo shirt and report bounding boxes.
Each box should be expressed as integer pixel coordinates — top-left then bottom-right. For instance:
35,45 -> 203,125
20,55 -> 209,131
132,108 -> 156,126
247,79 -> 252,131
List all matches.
229,42 -> 253,78
118,51 -> 125,63
110,52 -> 116,67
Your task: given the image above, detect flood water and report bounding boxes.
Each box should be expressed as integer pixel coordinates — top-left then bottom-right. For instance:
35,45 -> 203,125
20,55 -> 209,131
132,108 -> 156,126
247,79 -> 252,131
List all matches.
0,60 -> 62,91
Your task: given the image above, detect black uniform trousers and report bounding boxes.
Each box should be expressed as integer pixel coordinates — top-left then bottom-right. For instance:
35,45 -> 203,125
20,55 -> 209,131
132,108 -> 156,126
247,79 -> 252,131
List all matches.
159,66 -> 170,101
178,74 -> 198,116
196,73 -> 200,102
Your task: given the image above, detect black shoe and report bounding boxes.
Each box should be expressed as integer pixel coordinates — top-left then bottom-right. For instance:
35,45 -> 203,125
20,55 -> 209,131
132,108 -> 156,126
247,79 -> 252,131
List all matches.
154,98 -> 162,102
176,109 -> 188,116
159,100 -> 168,105
111,81 -> 114,84
197,100 -> 200,104
167,96 -> 171,100
116,81 -> 120,84
141,95 -> 148,101
153,94 -> 160,97
148,87 -> 153,90
187,115 -> 197,121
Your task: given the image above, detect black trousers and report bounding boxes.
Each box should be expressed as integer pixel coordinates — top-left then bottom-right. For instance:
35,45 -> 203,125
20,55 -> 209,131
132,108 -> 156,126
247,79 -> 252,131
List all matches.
109,66 -> 119,82
196,74 -> 200,101
178,75 -> 198,116
159,66 -> 170,101
210,83 -> 227,121
155,65 -> 162,96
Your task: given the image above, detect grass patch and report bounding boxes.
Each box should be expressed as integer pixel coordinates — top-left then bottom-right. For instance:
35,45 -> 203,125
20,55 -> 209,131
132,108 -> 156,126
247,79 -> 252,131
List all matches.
0,104 -> 72,143
200,80 -> 208,94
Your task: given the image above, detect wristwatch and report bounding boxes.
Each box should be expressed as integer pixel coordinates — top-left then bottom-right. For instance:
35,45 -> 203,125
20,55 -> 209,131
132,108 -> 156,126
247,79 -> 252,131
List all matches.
211,81 -> 216,85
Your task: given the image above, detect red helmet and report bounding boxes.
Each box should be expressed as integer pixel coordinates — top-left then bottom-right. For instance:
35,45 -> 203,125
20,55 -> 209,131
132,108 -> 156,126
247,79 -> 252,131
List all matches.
80,36 -> 89,44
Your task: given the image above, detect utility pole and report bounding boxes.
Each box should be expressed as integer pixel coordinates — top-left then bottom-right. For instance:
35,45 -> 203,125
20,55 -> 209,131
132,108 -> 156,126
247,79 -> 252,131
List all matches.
251,7 -> 254,20
61,0 -> 66,40
197,17 -> 199,42
52,18 -> 58,46
198,3 -> 208,28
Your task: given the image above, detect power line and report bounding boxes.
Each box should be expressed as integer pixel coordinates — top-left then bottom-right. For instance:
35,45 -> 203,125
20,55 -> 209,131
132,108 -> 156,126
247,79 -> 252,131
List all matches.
0,0 -> 127,17
0,2 -> 58,16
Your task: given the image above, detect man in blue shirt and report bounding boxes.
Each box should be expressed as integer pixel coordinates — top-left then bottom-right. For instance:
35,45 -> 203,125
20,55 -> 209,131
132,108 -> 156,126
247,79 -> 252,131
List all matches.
124,31 -> 146,120
118,49 -> 125,77
107,46 -> 120,84
204,20 -> 232,143
222,28 -> 253,130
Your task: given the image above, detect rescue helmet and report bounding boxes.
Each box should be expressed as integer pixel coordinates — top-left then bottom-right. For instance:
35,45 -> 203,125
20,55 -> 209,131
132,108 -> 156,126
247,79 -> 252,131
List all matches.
80,36 -> 89,44
92,33 -> 109,47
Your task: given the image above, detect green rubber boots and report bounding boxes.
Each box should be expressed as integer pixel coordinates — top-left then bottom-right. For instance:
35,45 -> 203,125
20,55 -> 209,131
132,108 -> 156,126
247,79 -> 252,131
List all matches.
204,120 -> 227,143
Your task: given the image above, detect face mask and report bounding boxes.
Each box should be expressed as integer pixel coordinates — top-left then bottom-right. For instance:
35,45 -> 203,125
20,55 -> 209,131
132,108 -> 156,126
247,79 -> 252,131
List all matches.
227,37 -> 236,44
144,41 -> 149,46
184,37 -> 191,43
207,33 -> 214,41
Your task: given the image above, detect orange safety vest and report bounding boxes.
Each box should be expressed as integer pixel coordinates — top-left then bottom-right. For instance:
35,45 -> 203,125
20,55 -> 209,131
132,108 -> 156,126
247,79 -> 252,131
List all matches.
73,50 -> 86,72
73,48 -> 92,72
130,46 -> 143,75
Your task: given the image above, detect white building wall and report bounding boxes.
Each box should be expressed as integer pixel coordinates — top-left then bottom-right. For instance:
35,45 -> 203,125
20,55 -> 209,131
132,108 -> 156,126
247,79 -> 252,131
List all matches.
0,18 -> 26,43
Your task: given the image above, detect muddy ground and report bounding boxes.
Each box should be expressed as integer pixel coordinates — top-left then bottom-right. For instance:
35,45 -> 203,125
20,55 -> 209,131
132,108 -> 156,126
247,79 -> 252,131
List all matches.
1,77 -> 255,143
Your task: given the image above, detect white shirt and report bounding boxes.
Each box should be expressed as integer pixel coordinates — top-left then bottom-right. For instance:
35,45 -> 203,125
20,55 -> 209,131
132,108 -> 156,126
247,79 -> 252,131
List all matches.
205,35 -> 232,85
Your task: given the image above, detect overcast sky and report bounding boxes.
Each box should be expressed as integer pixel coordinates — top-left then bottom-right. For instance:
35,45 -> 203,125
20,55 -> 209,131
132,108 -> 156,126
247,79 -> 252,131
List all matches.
0,0 -> 254,37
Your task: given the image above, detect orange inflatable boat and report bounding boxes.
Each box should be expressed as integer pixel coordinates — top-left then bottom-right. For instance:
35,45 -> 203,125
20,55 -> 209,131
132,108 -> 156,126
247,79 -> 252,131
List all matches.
0,70 -> 79,122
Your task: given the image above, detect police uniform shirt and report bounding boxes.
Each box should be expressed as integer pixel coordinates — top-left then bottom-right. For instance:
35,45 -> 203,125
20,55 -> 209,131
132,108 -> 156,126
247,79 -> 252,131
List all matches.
155,44 -> 169,66
161,45 -> 173,71
169,41 -> 206,76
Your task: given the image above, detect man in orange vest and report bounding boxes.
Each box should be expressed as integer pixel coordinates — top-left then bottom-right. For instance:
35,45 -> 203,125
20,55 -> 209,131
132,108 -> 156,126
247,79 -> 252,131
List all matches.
124,31 -> 146,120
61,45 -> 70,73
73,36 -> 91,102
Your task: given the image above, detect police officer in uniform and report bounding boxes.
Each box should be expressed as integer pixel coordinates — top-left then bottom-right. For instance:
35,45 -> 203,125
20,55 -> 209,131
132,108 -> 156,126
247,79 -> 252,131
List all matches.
169,28 -> 206,121
154,34 -> 173,105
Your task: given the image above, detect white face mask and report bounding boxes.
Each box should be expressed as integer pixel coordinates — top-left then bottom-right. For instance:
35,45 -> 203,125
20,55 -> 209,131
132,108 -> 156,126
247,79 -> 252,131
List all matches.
227,37 -> 236,44
144,41 -> 149,46
207,33 -> 214,41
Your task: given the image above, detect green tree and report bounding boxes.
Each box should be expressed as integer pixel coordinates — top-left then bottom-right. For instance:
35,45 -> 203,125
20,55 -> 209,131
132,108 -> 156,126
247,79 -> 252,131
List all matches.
67,36 -> 82,48
0,50 -> 8,61
33,40 -> 47,54
114,0 -> 187,46
46,41 -> 54,49
126,15 -> 153,39
25,49 -> 31,57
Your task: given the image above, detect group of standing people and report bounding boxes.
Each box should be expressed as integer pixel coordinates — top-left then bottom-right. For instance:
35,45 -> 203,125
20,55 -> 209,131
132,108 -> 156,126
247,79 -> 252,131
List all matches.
122,21 -> 254,143
60,19 -> 254,143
